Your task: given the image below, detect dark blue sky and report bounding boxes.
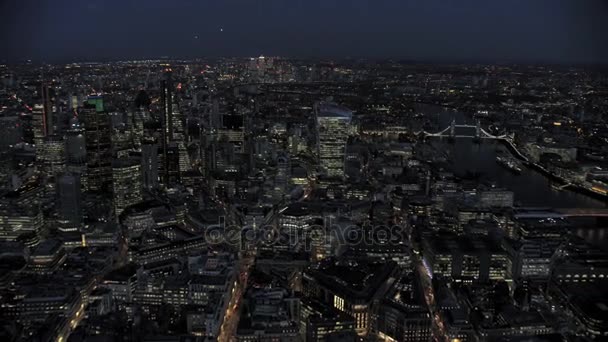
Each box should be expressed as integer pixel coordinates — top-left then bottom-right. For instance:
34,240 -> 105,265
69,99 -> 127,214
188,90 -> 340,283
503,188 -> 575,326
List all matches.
1,0 -> 607,64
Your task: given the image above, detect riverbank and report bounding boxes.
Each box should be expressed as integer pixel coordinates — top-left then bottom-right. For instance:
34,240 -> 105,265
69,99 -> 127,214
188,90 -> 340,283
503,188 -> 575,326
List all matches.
499,139 -> 608,203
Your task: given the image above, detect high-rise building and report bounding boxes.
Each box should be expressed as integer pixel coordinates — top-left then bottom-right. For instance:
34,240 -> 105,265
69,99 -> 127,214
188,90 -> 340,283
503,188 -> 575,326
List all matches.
0,116 -> 22,151
38,135 -> 66,176
32,84 -> 53,147
65,116 -> 87,190
162,142 -> 181,185
82,96 -> 112,192
315,102 -> 352,178
160,70 -> 173,185
65,117 -> 86,166
171,106 -> 185,141
42,84 -> 52,135
112,158 -> 142,216
57,172 -> 82,231
160,71 -> 174,141
177,142 -> 191,173
32,104 -> 46,147
273,153 -> 291,200
141,140 -> 159,190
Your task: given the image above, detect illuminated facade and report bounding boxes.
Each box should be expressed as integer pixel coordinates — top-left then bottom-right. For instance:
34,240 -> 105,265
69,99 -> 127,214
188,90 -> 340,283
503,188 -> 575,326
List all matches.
0,205 -> 43,242
38,135 -> 66,176
302,259 -> 398,336
82,96 -> 112,192
112,158 -> 142,216
315,102 -> 352,178
300,298 -> 356,341
32,84 -> 52,147
423,232 -> 509,282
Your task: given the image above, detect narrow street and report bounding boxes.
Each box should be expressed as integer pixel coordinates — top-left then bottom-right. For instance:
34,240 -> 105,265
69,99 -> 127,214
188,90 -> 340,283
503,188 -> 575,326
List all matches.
414,253 -> 448,342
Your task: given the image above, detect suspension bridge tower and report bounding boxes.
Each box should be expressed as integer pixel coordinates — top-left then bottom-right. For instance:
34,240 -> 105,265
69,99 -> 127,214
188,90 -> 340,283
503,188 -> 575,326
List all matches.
450,119 -> 456,138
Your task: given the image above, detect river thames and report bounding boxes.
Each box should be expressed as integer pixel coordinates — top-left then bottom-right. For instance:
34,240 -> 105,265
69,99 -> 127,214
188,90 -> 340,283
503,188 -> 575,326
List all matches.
424,106 -> 608,248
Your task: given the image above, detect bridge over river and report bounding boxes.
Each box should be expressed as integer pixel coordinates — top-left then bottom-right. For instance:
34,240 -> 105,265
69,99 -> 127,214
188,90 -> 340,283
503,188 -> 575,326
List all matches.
514,207 -> 608,219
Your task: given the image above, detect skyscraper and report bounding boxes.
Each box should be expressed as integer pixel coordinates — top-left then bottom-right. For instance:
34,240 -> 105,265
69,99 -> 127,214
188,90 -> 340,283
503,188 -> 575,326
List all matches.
57,172 -> 82,231
65,116 -> 88,190
42,84 -> 52,136
160,69 -> 174,185
112,158 -> 142,216
141,140 -> 159,190
32,84 -> 53,147
38,135 -> 66,176
164,142 -> 181,185
161,70 -> 174,142
315,102 -> 352,178
274,152 -> 290,199
65,117 -> 86,166
82,96 -> 112,192
32,104 -> 46,147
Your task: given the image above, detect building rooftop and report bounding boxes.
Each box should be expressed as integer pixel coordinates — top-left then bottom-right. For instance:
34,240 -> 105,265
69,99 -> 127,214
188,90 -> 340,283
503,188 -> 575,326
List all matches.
31,239 -> 62,257
316,102 -> 353,119
305,258 -> 397,300
425,232 -> 503,255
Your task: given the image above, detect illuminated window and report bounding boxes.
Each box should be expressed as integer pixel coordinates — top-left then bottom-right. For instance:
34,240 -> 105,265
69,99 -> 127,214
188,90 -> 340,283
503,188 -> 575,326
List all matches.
333,295 -> 344,311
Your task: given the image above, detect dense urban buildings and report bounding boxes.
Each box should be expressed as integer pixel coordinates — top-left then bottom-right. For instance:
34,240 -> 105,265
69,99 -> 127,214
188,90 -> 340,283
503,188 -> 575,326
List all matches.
0,55 -> 607,342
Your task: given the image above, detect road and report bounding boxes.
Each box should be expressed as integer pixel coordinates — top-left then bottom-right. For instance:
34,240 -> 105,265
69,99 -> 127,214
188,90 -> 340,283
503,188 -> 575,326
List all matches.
217,252 -> 254,341
216,161 -> 316,341
413,252 -> 448,342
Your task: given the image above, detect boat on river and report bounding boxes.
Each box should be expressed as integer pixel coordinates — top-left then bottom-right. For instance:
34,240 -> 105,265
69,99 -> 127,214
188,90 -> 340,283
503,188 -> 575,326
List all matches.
496,155 -> 522,174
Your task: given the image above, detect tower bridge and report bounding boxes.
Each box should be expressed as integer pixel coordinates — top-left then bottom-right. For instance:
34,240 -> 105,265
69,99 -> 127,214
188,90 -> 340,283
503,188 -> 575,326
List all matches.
419,119 -> 509,140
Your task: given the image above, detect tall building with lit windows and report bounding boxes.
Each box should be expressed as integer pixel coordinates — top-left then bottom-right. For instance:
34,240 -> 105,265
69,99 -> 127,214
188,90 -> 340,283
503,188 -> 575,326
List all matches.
32,84 -> 53,147
0,204 -> 44,242
315,102 -> 352,178
32,104 -> 45,146
65,116 -> 87,189
160,70 -> 173,141
66,116 -> 87,167
160,70 -> 173,185
112,158 -> 142,216
38,135 -> 66,176
57,172 -> 82,231
141,140 -> 159,189
274,152 -> 290,198
82,96 -> 112,192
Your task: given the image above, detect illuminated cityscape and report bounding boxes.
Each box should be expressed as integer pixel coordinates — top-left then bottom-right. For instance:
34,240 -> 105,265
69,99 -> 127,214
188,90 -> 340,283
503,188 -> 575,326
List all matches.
1,1 -> 608,341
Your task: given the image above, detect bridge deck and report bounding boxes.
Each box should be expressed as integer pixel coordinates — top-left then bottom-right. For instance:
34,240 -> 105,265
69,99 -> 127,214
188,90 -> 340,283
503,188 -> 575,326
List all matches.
514,208 -> 608,218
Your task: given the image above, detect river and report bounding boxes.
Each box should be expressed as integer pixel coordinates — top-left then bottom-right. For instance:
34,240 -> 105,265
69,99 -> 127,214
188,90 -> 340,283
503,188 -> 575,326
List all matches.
419,105 -> 608,248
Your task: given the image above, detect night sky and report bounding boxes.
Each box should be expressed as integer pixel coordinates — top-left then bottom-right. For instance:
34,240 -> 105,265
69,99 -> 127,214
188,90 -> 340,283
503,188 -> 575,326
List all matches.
1,0 -> 607,64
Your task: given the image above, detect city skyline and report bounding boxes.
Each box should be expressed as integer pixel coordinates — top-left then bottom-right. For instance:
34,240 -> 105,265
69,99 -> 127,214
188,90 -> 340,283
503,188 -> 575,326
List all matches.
1,2 -> 608,342
1,0 -> 608,64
